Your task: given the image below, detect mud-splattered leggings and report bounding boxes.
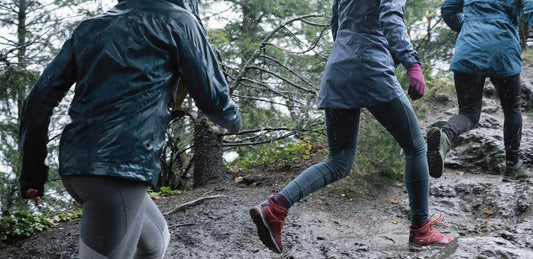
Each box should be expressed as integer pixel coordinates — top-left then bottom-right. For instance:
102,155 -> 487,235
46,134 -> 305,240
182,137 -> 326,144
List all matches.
279,94 -> 429,227
441,72 -> 522,164
62,175 -> 170,259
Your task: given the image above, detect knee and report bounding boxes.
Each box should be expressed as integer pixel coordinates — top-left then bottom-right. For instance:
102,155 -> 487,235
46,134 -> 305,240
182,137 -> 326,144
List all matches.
402,134 -> 426,158
328,159 -> 353,181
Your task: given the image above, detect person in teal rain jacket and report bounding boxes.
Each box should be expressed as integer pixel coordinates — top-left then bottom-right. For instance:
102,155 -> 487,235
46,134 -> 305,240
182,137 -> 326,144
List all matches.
427,0 -> 532,182
249,0 -> 453,254
19,0 -> 241,258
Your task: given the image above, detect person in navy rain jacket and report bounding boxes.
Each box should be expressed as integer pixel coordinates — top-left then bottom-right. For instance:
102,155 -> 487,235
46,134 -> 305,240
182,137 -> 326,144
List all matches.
249,0 -> 453,254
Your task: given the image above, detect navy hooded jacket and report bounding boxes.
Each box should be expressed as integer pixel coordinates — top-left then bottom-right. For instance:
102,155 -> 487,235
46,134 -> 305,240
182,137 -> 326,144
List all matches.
318,0 -> 419,109
19,0 -> 241,197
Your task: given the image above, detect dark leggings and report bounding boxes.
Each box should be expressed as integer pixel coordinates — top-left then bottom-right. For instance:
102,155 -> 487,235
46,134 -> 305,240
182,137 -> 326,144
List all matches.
442,72 -> 522,164
62,175 -> 170,259
279,94 -> 429,227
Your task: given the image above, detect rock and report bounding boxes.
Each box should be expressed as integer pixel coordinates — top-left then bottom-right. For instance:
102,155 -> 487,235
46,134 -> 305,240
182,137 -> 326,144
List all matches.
450,237 -> 533,259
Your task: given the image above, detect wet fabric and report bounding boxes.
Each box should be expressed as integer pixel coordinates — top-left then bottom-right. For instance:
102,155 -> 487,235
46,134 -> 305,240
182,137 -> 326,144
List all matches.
442,72 -> 522,164
62,175 -> 170,259
19,0 -> 241,195
280,95 -> 430,226
318,0 -> 419,109
442,0 -> 530,77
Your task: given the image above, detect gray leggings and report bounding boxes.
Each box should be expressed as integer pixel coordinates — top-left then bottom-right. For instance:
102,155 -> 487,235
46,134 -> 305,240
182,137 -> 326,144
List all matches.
62,175 -> 170,259
280,94 -> 429,227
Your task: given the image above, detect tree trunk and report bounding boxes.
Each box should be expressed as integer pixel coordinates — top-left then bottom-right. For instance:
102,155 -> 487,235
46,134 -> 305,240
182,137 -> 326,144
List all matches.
192,118 -> 228,187
519,14 -> 530,51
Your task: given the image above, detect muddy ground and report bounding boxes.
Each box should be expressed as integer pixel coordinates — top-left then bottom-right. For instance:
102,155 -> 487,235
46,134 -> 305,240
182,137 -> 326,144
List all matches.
2,69 -> 533,258
0,164 -> 531,258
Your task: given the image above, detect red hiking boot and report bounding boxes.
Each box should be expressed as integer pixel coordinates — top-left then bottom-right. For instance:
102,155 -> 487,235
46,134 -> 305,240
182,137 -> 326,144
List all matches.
249,197 -> 288,254
409,213 -> 453,248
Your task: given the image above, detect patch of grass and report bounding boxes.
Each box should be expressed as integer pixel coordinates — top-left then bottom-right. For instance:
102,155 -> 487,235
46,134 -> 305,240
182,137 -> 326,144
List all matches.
522,47 -> 533,62
230,136 -> 324,170
0,211 -> 52,245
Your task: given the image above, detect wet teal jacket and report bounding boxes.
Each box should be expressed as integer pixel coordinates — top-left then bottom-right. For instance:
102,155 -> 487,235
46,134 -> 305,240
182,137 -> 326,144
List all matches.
19,0 -> 241,197
442,0 -> 533,77
318,0 -> 419,109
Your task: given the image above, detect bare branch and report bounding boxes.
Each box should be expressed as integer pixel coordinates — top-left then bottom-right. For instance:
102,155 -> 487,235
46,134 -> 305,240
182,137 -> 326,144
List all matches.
232,13 -> 326,90
222,132 -> 296,147
162,195 -> 225,215
247,65 -> 317,95
259,54 -> 314,86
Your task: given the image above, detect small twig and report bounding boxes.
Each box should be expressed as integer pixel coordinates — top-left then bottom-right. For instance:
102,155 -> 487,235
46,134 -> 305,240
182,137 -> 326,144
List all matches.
168,223 -> 196,228
162,195 -> 225,215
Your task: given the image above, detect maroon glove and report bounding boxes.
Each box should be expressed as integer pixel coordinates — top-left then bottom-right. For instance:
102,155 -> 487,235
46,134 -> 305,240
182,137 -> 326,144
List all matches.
406,63 -> 426,100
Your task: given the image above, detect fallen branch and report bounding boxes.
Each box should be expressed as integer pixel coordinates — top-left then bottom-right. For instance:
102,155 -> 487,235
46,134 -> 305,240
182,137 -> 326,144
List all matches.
162,195 -> 225,215
168,223 -> 196,228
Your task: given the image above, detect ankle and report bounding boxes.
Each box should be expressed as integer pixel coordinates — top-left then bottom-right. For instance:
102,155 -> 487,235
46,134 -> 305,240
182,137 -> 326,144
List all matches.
272,194 -> 290,209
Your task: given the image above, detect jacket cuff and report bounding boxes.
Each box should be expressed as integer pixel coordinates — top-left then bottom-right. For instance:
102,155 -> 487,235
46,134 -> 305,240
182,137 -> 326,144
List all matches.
402,53 -> 420,70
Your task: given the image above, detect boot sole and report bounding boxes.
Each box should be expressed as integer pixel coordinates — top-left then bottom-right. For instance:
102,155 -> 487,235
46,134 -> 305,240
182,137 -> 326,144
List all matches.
427,128 -> 444,178
249,207 -> 282,254
408,241 -> 450,250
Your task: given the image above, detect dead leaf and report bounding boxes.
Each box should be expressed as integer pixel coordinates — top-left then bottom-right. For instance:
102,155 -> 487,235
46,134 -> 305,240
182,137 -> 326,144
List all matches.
392,220 -> 398,224
248,182 -> 257,187
390,198 -> 401,204
455,171 -> 464,175
234,176 -> 244,183
229,166 -> 239,173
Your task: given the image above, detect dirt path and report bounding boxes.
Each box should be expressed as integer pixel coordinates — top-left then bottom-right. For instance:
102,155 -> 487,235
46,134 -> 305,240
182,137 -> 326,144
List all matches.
1,168 -> 531,258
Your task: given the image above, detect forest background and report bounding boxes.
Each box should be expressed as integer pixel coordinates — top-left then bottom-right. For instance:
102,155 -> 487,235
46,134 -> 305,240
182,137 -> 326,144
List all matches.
0,0 -> 531,244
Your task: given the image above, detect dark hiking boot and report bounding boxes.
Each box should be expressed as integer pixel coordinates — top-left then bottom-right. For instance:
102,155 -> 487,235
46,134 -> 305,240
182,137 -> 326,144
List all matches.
427,127 -> 450,178
249,197 -> 288,254
409,213 -> 453,248
502,161 -> 531,182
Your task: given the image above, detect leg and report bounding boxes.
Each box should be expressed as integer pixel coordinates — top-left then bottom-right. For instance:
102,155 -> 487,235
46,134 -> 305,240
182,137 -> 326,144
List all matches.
62,175 -> 168,259
367,94 -> 428,227
427,72 -> 485,178
368,95 -> 452,247
250,109 -> 360,253
134,195 -> 170,259
279,109 -> 360,205
441,72 -> 485,140
490,74 -> 522,165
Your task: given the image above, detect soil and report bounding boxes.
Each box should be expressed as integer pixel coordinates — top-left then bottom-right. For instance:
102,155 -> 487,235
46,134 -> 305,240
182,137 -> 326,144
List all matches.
0,158 -> 532,259
2,70 -> 533,259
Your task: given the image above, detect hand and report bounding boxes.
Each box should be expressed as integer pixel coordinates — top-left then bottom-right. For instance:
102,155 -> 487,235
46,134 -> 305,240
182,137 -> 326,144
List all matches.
406,63 -> 426,100
25,188 -> 41,206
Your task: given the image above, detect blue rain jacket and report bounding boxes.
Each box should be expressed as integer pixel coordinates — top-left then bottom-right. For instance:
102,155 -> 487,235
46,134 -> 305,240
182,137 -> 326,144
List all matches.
19,0 -> 241,197
442,0 -> 533,77
318,0 -> 419,109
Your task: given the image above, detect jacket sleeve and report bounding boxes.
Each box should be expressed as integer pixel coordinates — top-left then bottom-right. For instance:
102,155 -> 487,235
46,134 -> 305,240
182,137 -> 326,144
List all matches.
172,16 -> 241,132
331,0 -> 339,41
19,39 -> 76,198
524,0 -> 533,26
441,0 -> 464,32
379,0 -> 419,69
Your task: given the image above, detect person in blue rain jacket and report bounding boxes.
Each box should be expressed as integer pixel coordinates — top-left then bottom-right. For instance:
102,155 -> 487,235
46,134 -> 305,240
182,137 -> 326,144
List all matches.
427,0 -> 531,182
19,0 -> 241,258
249,0 -> 453,254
